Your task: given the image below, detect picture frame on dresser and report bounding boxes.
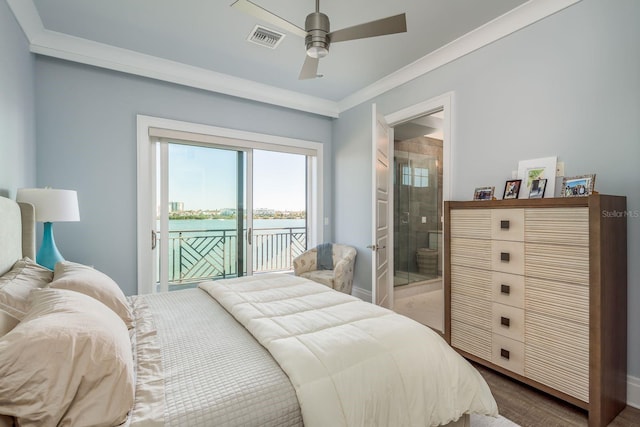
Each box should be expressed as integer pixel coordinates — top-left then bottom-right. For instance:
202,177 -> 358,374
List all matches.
528,179 -> 547,199
502,180 -> 521,200
473,186 -> 494,201
561,174 -> 596,197
516,156 -> 557,199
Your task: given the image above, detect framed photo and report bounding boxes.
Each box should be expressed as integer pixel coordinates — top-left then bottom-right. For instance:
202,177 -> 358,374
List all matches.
503,179 -> 522,200
561,174 -> 596,197
517,156 -> 557,199
528,178 -> 547,199
473,186 -> 495,201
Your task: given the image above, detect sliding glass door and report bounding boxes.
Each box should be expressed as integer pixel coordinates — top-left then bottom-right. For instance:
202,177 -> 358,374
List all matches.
136,116 -> 323,295
151,140 -> 312,292
153,142 -> 250,292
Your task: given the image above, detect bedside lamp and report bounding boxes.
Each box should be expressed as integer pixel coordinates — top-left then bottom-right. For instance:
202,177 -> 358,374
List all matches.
16,188 -> 80,270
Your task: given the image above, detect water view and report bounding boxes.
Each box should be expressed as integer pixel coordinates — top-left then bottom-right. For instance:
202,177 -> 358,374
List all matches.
168,218 -> 305,232
162,217 -> 307,287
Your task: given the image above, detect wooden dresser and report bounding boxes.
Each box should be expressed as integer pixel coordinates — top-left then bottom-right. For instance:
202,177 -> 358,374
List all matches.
444,195 -> 627,427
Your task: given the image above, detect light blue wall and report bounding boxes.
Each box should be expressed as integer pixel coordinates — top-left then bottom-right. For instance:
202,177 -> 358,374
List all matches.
0,1 -> 36,198
332,0 -> 640,377
35,57 -> 333,295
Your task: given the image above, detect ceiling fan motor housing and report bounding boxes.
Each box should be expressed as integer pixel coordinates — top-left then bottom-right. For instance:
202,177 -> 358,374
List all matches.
305,12 -> 330,58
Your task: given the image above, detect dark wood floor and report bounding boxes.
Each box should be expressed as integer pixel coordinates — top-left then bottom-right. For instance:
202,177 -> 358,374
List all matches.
472,362 -> 640,427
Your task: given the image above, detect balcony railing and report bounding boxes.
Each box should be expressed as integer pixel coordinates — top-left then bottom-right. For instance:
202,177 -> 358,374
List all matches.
160,226 -> 306,286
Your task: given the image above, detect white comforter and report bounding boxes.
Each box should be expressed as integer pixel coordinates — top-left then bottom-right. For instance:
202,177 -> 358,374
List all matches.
199,274 -> 498,427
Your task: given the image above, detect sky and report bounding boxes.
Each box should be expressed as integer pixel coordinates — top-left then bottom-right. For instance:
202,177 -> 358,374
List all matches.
167,143 -> 306,211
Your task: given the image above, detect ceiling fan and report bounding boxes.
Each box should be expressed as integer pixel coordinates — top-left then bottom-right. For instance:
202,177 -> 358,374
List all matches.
231,0 -> 407,80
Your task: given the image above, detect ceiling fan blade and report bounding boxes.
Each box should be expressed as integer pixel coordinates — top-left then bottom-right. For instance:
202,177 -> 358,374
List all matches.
328,13 -> 406,43
231,0 -> 307,38
299,55 -> 320,80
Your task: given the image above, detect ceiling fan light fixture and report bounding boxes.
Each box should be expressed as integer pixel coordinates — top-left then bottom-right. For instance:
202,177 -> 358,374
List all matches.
305,12 -> 330,59
306,45 -> 328,58
232,0 -> 407,80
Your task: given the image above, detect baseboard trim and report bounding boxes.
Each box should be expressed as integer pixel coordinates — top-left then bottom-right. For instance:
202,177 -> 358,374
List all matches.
351,285 -> 372,303
628,374 -> 640,409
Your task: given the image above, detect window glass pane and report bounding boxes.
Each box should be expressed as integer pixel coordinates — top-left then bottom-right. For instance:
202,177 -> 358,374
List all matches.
253,150 -> 307,273
414,167 -> 429,188
402,165 -> 411,186
165,143 -> 243,289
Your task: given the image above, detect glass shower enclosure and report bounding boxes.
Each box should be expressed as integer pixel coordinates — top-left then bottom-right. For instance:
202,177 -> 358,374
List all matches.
393,139 -> 443,288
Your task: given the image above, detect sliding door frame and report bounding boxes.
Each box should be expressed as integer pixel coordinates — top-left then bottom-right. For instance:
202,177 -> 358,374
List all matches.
136,115 -> 324,295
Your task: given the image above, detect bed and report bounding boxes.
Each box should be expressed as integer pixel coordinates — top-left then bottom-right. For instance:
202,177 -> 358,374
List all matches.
0,196 -> 498,426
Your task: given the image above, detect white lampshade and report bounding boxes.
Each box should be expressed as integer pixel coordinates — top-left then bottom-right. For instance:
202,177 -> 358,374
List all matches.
16,188 -> 80,222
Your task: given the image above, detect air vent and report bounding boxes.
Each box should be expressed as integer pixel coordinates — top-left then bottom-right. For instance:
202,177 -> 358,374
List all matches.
247,25 -> 285,49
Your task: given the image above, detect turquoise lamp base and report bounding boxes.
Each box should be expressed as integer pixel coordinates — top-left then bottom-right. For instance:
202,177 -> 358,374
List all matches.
36,222 -> 65,270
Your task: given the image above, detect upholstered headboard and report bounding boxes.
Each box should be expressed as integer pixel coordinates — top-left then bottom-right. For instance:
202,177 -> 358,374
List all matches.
0,196 -> 36,275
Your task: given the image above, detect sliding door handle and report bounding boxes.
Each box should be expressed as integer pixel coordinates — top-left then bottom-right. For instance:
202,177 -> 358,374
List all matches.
151,230 -> 157,250
247,228 -> 252,245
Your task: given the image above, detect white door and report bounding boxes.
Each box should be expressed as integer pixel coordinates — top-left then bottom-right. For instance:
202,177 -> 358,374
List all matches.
371,104 -> 392,308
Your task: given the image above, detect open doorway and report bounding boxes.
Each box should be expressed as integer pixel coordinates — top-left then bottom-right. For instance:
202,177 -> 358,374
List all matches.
391,111 -> 444,332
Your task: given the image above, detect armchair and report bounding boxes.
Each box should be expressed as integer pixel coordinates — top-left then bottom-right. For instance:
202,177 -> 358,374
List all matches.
293,244 -> 357,294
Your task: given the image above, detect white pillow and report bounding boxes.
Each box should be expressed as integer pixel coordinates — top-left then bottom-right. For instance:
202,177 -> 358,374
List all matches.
0,257 -> 53,319
0,288 -> 135,427
50,261 -> 134,329
0,308 -> 19,338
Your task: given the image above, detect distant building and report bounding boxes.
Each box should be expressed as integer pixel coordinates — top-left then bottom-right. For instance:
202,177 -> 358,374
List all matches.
220,208 -> 236,216
169,201 -> 184,212
255,208 -> 275,216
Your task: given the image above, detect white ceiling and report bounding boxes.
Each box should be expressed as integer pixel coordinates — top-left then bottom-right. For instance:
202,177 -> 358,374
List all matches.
8,0 -> 579,116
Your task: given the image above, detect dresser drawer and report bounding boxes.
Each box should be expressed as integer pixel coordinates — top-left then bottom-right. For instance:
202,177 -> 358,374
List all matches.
491,209 -> 524,241
451,237 -> 491,269
525,311 -> 589,402
492,303 -> 524,342
451,293 -> 491,331
491,240 -> 524,275
525,276 -> 589,325
450,209 -> 491,239
492,334 -> 524,375
451,319 -> 492,361
525,243 -> 589,286
491,272 -> 524,309
451,265 -> 491,299
525,207 -> 588,246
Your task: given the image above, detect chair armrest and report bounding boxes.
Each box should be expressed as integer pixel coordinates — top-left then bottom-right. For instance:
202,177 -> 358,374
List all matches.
333,253 -> 356,294
293,250 -> 317,275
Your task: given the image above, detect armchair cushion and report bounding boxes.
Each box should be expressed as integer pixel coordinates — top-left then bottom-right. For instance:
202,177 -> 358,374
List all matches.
293,244 -> 357,294
300,270 -> 334,288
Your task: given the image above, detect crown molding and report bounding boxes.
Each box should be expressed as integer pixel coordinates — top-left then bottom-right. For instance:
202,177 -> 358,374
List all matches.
7,0 -> 580,119
337,0 -> 581,113
6,0 -> 340,118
